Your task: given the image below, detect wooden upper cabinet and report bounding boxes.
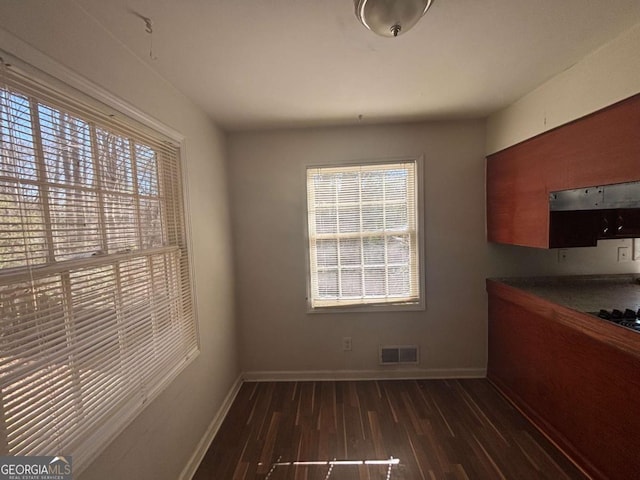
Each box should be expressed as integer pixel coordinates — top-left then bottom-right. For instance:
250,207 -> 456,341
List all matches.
486,93 -> 640,248
486,150 -> 551,247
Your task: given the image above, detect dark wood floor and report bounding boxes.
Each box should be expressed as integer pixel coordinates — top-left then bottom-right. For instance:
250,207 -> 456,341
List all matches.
193,379 -> 586,480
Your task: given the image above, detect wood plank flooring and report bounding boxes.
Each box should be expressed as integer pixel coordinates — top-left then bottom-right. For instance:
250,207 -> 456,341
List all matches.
193,379 -> 586,480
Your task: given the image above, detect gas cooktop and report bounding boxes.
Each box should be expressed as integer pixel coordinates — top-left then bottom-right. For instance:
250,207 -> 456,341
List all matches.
591,308 -> 640,333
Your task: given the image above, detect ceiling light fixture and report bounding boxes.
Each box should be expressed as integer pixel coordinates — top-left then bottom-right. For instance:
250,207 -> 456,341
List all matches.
355,0 -> 433,38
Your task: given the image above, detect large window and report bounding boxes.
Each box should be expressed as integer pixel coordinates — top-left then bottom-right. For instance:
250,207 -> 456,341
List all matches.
0,62 -> 197,468
306,159 -> 423,310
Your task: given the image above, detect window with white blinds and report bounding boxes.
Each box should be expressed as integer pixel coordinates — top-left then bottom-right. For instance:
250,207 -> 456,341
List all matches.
306,160 -> 423,309
0,62 -> 197,469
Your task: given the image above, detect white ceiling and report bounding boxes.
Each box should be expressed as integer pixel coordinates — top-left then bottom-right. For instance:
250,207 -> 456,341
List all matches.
74,0 -> 640,132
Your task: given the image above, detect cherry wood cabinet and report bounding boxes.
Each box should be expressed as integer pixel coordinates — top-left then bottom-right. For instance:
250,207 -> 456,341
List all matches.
486,93 -> 640,248
487,279 -> 640,480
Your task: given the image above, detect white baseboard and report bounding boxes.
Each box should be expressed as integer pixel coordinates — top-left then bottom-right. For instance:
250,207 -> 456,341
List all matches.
242,368 -> 486,382
179,374 -> 243,480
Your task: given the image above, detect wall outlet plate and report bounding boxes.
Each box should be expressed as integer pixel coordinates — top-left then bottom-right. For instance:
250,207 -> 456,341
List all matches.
618,246 -> 631,262
557,249 -> 569,263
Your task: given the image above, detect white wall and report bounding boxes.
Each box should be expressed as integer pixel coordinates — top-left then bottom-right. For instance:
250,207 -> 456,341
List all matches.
0,2 -> 239,480
228,122 -> 489,378
486,21 -> 640,154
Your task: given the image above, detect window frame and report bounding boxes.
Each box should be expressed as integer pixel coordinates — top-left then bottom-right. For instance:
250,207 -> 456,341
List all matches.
304,156 -> 425,314
0,52 -> 200,472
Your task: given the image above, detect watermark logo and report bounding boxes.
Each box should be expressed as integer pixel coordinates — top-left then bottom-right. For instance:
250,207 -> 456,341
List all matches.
0,456 -> 72,480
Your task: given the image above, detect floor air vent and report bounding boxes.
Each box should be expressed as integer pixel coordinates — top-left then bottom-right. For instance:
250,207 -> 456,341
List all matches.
379,345 -> 419,365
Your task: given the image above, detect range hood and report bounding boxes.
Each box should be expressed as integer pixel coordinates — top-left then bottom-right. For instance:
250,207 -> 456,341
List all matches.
550,181 -> 640,211
549,181 -> 640,248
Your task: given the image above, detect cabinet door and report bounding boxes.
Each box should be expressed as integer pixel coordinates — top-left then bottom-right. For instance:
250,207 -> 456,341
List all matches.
486,149 -> 551,248
555,94 -> 640,190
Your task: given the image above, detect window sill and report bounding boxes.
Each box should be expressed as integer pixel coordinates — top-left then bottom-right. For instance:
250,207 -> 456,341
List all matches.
306,301 -> 425,314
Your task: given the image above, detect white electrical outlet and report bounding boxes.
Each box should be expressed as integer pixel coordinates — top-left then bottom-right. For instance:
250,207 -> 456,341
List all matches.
342,337 -> 352,351
618,246 -> 630,262
557,249 -> 569,263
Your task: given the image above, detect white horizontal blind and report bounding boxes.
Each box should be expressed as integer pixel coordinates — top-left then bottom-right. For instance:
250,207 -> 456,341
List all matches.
0,62 -> 197,467
306,161 -> 420,308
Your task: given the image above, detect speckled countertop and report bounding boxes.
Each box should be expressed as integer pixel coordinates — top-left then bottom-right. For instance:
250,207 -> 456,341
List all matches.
491,274 -> 640,313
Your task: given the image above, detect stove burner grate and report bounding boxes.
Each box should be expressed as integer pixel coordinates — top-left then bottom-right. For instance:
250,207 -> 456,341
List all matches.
593,308 -> 640,332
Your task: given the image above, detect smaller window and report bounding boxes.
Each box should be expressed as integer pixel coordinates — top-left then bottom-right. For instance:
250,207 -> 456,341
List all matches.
306,159 -> 424,310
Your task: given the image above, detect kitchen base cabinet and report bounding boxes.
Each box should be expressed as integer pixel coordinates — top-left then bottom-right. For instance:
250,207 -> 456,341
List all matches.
487,280 -> 640,480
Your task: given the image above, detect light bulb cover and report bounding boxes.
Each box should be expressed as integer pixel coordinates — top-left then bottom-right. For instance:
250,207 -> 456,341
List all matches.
355,0 -> 433,38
